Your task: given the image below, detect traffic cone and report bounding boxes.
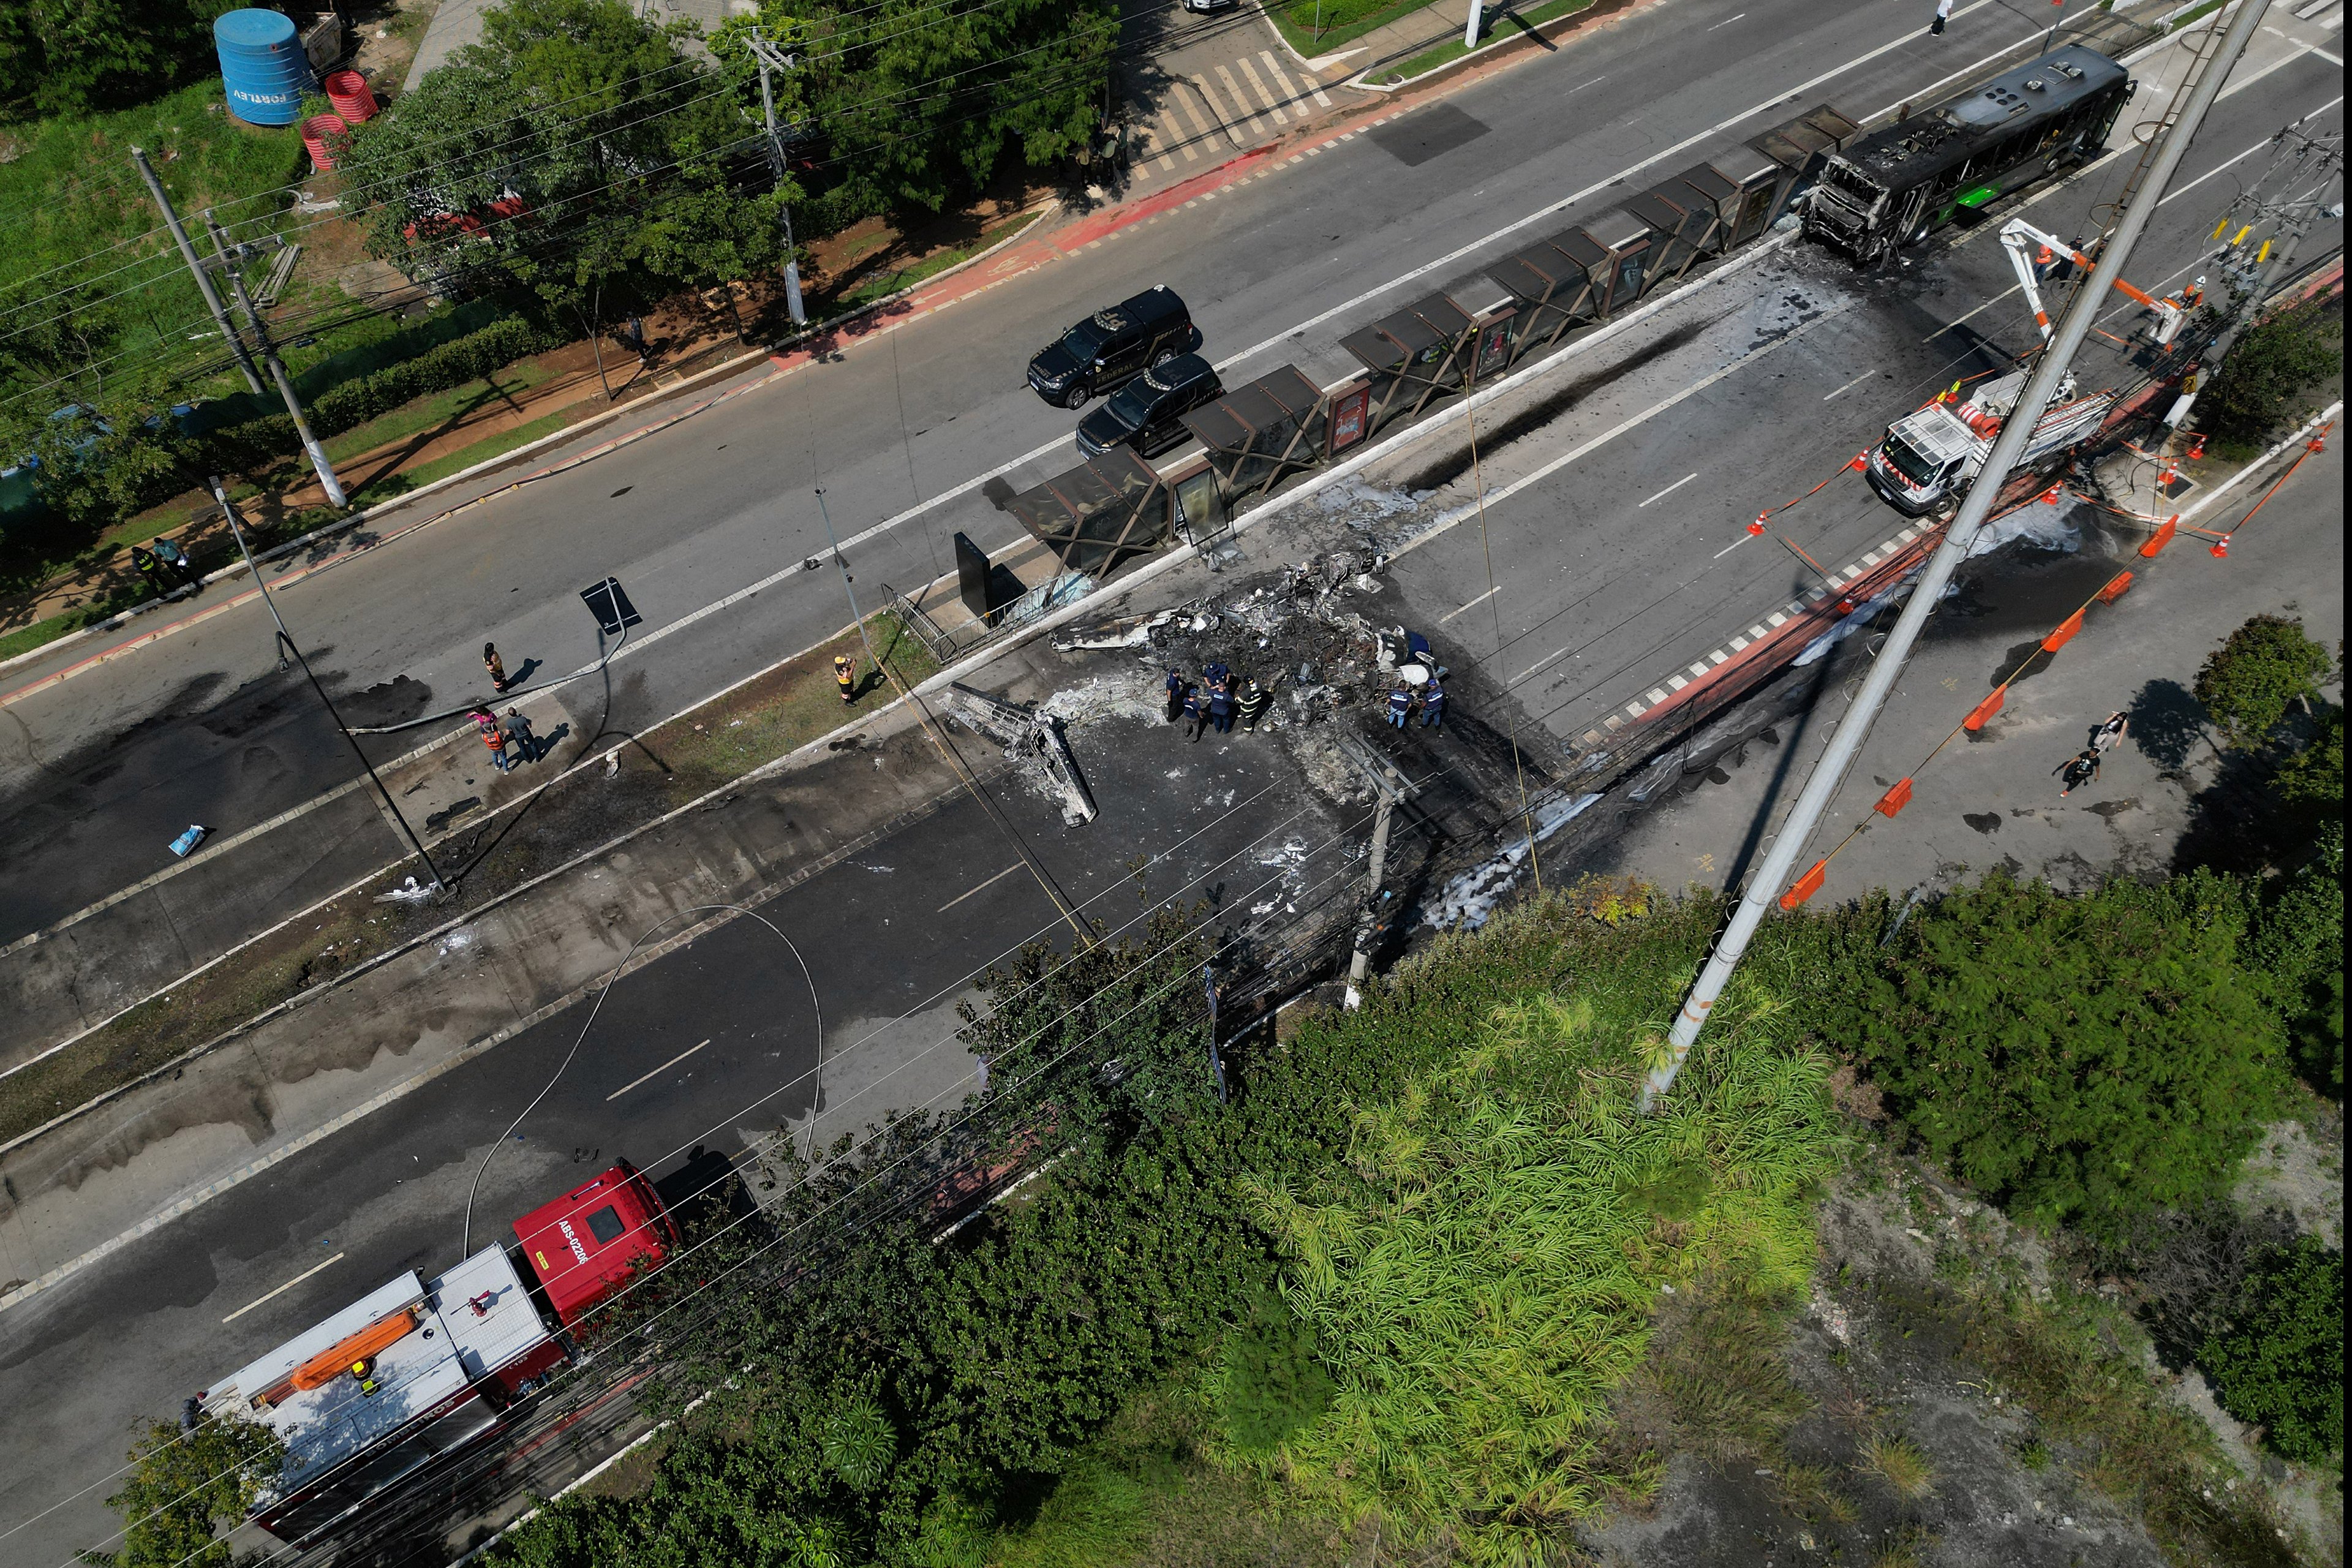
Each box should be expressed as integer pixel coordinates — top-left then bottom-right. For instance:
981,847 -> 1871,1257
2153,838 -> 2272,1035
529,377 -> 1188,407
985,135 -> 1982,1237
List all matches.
2040,485 -> 2064,506
1846,451 -> 1868,472
1749,513 -> 1768,535
2185,434 -> 2206,461
2210,535 -> 2230,558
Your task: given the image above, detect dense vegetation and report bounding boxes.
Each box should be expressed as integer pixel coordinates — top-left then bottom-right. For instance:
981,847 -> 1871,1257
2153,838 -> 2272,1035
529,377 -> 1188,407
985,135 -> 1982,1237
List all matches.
0,0 -> 243,120
2195,296 -> 2343,455
2198,1237 -> 2345,1463
1827,869 -> 2286,1237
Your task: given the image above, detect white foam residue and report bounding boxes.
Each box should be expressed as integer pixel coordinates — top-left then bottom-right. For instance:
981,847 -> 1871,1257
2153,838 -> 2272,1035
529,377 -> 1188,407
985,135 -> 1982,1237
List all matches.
1422,793 -> 1602,932
1964,492 -> 2082,560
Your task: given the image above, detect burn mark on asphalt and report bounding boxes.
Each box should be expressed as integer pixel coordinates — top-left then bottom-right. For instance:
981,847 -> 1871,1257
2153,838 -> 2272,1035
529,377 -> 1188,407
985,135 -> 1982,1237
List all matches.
1962,812 -> 2002,835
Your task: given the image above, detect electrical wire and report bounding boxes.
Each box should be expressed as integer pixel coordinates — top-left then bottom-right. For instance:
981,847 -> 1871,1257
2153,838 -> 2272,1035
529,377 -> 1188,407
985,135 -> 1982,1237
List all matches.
61,791 -> 1404,1568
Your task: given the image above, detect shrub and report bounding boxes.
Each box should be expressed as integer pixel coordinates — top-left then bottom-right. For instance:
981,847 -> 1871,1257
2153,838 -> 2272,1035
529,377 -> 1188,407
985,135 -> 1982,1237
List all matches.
1831,870 -> 2287,1235
2196,300 -> 2342,450
2199,1237 -> 2345,1462
2193,614 -> 2336,748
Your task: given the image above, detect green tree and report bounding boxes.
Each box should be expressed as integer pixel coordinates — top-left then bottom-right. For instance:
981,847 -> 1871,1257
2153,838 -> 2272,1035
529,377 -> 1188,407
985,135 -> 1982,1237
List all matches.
340,0 -> 783,316
2196,300 -> 2342,450
2194,614 -> 2336,748
1833,871 -> 2287,1235
2199,1237 -> 2345,1462
83,1413 -> 282,1568
0,0 -> 238,120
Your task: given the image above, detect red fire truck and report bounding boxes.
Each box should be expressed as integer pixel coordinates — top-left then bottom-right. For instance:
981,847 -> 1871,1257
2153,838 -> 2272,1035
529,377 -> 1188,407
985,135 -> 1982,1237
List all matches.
200,1162 -> 677,1544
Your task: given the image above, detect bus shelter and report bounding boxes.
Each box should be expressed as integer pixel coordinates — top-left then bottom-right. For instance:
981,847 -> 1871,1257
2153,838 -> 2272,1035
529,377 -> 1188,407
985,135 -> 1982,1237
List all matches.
1652,162 -> 1744,262
1624,184 -> 1717,292
1003,447 -> 1174,578
1579,208 -> 1656,314
1339,291 -> 1475,431
1182,365 -> 1328,499
1485,226 -> 1608,354
1706,142 -> 1791,247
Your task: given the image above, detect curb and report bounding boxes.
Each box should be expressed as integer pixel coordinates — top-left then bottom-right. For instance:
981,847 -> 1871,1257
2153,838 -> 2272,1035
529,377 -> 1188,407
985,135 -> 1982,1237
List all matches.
0,198 -> 1062,696
1346,0 -> 1619,93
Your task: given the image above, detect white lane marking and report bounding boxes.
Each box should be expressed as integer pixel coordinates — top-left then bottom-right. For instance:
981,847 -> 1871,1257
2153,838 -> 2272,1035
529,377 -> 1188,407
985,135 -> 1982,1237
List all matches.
1213,66 -> 1268,137
1637,472 -> 1699,508
937,862 -> 1023,913
223,1253 -> 344,1323
1216,0 -> 2029,371
1439,586 -> 1500,622
1570,75 -> 1607,92
1708,11 -> 1747,28
1822,369 -> 1875,401
605,1039 -> 710,1102
1237,55 -> 1291,125
1713,536 -> 1750,559
1404,300 -> 1858,566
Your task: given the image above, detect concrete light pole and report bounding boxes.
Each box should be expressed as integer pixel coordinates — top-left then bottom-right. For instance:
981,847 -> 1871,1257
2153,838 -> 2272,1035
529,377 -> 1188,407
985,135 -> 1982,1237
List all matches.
202,208 -> 347,509
746,28 -> 809,328
1642,0 -> 2274,1112
130,147 -> 265,396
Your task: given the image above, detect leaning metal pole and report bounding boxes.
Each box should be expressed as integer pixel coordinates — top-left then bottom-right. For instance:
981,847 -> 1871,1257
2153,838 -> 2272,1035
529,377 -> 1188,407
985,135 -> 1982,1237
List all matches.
1642,0 -> 2271,1112
209,477 -> 449,896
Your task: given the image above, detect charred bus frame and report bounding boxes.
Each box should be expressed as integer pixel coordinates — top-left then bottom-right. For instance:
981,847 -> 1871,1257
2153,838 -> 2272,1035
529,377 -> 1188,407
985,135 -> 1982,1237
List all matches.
1804,45 -> 2132,261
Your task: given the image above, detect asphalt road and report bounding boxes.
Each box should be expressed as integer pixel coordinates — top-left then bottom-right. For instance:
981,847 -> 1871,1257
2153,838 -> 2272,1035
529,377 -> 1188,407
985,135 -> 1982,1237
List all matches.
0,695 -> 1362,1568
1376,29 -> 2343,755
0,0 -> 2119,956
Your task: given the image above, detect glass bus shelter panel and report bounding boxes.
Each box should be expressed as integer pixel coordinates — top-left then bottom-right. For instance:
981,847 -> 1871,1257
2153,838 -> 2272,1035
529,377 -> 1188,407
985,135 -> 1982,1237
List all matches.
1339,323 -> 1410,379
1486,246 -> 1590,349
1706,142 -> 1787,246
1005,448 -> 1172,578
1403,291 -> 1472,345
1662,162 -> 1741,254
1577,207 -> 1654,311
1626,189 -> 1707,288
1548,225 -> 1613,310
1184,366 -> 1325,497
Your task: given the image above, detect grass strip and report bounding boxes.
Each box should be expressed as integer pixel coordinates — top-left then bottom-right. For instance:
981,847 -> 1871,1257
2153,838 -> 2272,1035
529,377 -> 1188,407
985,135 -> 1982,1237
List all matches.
0,611 -> 937,1152
350,409 -> 581,506
838,208 -> 1046,309
1266,0 -> 1448,58
1368,0 -> 1593,85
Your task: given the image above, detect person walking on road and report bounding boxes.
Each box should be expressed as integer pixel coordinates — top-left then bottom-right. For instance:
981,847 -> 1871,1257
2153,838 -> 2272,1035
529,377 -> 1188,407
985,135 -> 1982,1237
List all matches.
1420,680 -> 1447,733
2054,748 -> 2100,796
2089,710 -> 2129,757
484,643 -> 510,695
835,654 -> 858,705
1237,680 -> 1273,733
1929,0 -> 1952,34
1183,685 -> 1208,742
471,704 -> 511,774
504,707 -> 539,765
1386,687 -> 1413,731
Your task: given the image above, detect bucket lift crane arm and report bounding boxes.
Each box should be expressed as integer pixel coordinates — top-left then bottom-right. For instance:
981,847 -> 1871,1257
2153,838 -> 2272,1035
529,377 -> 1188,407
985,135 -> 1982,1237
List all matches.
1997,218 -> 2181,344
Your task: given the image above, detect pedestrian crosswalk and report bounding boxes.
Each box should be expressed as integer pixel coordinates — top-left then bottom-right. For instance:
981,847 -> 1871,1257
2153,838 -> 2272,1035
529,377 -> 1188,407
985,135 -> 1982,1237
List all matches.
1133,48 -> 1341,189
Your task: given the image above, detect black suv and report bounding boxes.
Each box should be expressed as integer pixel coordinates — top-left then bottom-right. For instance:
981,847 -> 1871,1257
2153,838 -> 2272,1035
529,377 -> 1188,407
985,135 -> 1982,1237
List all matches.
1027,285 -> 1196,408
1076,353 -> 1222,457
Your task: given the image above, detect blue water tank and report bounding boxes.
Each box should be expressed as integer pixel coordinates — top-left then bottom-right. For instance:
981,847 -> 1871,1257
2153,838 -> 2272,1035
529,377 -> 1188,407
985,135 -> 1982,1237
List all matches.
214,9 -> 312,127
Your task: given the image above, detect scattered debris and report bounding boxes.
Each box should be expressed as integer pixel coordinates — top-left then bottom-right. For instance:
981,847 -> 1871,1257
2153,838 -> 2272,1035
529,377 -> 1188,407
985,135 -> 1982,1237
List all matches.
1422,792 -> 1602,932
946,684 -> 1099,826
374,875 -> 438,906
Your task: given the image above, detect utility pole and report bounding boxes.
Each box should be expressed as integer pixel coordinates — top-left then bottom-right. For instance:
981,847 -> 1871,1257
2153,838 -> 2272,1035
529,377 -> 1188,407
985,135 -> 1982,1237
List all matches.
130,147 -> 265,396
202,209 -> 348,510
2165,121 -> 2344,429
209,477 -> 447,897
745,28 -> 809,328
1642,0 -> 2273,1113
1332,728 -> 1418,1008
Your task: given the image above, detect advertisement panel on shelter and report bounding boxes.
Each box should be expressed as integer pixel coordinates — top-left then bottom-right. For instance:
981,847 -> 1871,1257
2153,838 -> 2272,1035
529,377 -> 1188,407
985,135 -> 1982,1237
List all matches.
1327,384 -> 1373,456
